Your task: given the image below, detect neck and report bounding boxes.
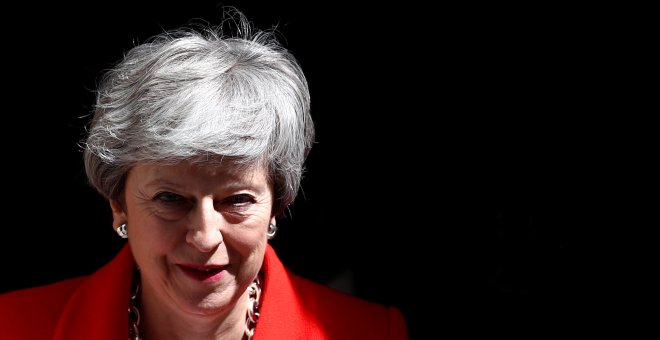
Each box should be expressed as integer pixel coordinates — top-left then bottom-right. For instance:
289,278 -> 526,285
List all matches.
140,288 -> 249,340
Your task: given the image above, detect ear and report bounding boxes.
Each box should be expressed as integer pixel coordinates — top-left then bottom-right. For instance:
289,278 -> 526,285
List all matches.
109,199 -> 127,230
270,216 -> 277,225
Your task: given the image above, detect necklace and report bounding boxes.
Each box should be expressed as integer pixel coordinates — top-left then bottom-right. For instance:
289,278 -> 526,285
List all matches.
128,271 -> 263,340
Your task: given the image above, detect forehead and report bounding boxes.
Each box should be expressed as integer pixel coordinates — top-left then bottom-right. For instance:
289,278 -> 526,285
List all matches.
129,160 -> 268,183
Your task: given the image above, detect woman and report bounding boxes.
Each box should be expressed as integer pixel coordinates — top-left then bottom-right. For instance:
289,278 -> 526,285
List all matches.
0,7 -> 407,340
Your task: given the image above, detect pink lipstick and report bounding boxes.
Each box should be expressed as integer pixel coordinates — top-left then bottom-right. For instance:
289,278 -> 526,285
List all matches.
178,264 -> 226,283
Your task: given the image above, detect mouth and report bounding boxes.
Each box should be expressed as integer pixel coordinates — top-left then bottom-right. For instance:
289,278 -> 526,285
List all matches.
177,264 -> 227,283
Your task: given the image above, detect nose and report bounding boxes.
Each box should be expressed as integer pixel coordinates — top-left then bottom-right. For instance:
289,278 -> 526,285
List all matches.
186,198 -> 223,252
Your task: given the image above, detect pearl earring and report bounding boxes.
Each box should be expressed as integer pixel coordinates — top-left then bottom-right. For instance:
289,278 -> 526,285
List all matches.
116,223 -> 128,239
267,223 -> 278,240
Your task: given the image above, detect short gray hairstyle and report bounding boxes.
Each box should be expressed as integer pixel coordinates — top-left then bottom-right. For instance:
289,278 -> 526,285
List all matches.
82,9 -> 314,216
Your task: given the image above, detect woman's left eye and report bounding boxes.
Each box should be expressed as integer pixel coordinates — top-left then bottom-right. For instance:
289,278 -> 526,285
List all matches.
225,194 -> 254,205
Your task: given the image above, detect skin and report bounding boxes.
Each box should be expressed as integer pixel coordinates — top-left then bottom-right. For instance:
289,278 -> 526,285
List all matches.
110,160 -> 275,340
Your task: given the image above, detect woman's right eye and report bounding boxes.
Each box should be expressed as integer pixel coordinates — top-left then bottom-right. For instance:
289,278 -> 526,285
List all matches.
154,192 -> 184,203
151,192 -> 192,220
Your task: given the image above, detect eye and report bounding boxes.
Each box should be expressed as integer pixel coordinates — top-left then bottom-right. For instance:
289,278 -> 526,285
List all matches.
225,194 -> 254,205
151,191 -> 192,220
154,191 -> 185,203
219,194 -> 256,215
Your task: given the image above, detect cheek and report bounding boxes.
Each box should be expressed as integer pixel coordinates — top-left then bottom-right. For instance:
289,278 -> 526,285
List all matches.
225,228 -> 268,263
130,219 -> 183,253
229,228 -> 266,252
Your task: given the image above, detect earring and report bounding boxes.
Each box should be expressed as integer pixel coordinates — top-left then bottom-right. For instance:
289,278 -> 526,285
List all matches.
267,223 -> 278,240
116,223 -> 128,239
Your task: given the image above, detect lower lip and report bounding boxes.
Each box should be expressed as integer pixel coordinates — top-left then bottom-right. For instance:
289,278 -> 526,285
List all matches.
178,266 -> 226,283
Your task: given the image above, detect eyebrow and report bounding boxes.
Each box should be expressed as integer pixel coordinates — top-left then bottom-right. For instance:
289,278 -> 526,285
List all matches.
142,176 -> 268,195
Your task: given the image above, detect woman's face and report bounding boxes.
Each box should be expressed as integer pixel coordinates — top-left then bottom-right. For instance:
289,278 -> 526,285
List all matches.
111,160 -> 274,316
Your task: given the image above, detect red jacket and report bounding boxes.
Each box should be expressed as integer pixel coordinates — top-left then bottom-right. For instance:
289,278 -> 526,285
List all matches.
0,244 -> 408,339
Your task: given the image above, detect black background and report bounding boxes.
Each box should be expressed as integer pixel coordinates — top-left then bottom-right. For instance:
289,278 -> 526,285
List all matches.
0,1 -> 612,338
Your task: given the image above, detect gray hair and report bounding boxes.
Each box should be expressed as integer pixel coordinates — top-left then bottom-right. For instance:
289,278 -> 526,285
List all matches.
82,9 -> 314,216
